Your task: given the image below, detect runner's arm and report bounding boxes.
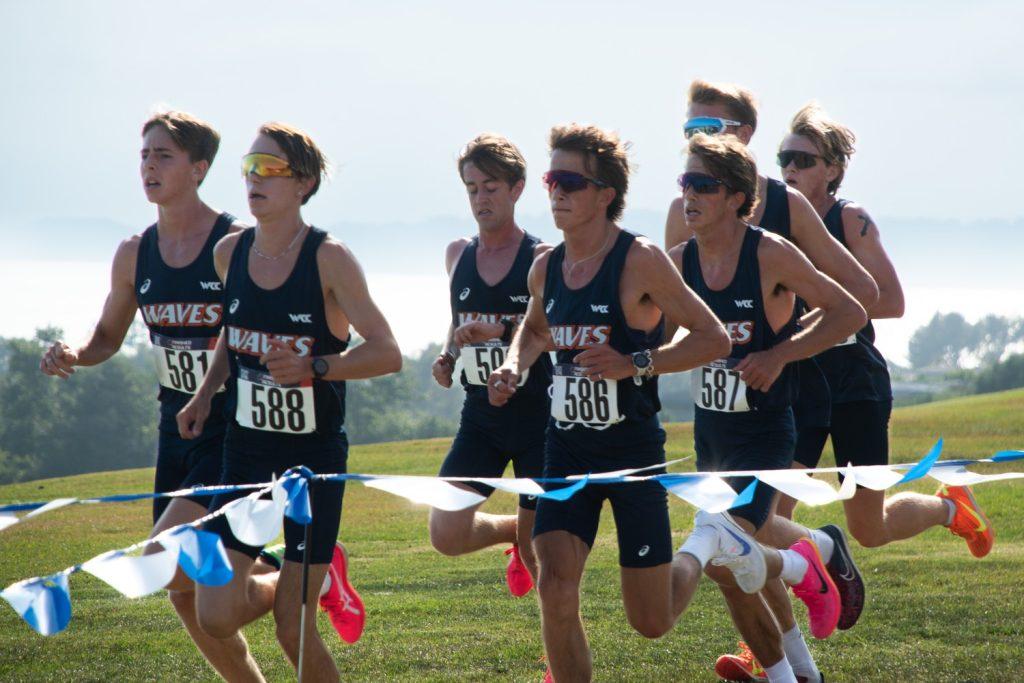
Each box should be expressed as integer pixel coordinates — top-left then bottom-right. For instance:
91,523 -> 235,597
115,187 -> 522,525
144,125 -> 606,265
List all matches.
787,189 -> 879,308
739,236 -> 866,391
316,241 -> 402,380
575,241 -> 729,380
488,253 -> 552,406
39,238 -> 140,378
841,205 -> 904,319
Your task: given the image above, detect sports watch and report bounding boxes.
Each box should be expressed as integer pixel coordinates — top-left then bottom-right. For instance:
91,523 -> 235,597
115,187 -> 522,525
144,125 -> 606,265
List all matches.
631,349 -> 654,381
312,357 -> 329,379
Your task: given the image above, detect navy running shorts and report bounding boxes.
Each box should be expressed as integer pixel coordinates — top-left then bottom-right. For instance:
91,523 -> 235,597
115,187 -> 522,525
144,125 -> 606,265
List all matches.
152,426 -> 225,524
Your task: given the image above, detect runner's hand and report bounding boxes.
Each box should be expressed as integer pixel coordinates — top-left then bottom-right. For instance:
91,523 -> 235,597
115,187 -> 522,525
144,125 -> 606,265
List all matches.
40,341 -> 78,379
487,366 -> 520,407
432,353 -> 455,388
177,395 -> 210,439
574,344 -> 633,381
260,338 -> 313,385
453,321 -> 504,346
735,349 -> 785,392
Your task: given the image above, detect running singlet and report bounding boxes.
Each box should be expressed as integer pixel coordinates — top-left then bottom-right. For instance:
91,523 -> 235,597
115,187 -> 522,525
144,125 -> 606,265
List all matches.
450,232 -> 552,400
223,227 -> 349,447
682,226 -> 798,412
760,178 -> 792,240
543,230 -> 663,432
814,199 -> 892,403
135,212 -> 233,431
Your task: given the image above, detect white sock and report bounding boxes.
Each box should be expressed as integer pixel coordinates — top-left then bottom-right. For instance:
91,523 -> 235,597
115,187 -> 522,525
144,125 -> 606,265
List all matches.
763,654 -> 798,683
782,625 -> 819,680
809,528 -> 834,563
943,498 -> 957,526
678,524 -> 719,568
319,572 -> 332,598
779,549 -> 809,585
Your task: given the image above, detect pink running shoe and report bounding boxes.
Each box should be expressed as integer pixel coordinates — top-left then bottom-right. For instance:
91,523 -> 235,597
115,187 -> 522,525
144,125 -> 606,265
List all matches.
789,538 -> 840,640
319,542 -> 366,644
505,545 -> 534,597
543,666 -> 554,683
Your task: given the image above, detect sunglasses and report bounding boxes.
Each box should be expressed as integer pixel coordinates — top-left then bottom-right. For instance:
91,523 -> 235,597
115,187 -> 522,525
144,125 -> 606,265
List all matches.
683,117 -> 743,139
542,170 -> 609,193
677,172 -> 729,194
241,153 -> 294,178
776,150 -> 820,169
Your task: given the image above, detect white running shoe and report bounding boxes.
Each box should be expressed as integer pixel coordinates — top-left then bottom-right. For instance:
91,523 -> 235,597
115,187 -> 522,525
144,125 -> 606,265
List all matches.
701,511 -> 768,594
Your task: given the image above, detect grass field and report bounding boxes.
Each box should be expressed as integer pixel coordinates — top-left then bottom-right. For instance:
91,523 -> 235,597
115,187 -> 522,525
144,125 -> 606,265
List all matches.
1,389 -> 1022,682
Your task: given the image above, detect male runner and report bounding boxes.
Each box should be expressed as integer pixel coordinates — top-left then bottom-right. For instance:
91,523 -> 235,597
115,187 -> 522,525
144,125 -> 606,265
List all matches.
178,122 -> 402,682
774,104 -> 994,559
428,134 -> 551,594
669,133 -> 867,683
664,81 -> 878,680
488,124 -> 839,683
39,111 -> 267,680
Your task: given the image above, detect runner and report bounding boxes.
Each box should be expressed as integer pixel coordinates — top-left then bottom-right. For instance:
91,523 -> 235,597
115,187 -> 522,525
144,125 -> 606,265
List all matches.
488,124 -> 839,683
774,102 -> 994,574
177,122 -> 402,681
663,80 -> 879,681
429,134 -> 551,595
669,132 -> 867,683
38,110 -> 266,680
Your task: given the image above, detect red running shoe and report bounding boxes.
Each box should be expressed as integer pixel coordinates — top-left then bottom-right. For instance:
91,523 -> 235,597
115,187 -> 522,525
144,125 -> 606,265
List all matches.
319,542 -> 365,643
505,545 -> 534,597
714,641 -> 767,681
543,667 -> 554,683
789,538 -> 840,640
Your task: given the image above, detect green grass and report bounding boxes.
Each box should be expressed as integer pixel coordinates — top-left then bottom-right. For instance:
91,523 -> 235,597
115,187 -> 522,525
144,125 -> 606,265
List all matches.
1,389 -> 1023,682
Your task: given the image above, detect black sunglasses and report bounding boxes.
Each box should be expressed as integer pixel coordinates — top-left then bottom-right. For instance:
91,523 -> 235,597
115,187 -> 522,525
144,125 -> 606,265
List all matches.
677,172 -> 729,194
777,150 -> 821,169
542,170 -> 609,193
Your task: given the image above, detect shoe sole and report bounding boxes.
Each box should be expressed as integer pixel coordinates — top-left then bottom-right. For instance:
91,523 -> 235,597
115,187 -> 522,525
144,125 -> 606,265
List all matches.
715,512 -> 767,594
820,524 -> 864,630
715,656 -> 766,682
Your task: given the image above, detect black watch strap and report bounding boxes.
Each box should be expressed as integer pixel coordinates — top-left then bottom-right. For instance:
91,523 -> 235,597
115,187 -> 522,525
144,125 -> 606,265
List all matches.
500,318 -> 516,344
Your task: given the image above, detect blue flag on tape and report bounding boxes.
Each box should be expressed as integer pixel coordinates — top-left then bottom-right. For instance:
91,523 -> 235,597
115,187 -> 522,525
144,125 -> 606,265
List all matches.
1,573 -> 72,636
898,438 -> 943,484
539,475 -> 590,501
173,527 -> 233,586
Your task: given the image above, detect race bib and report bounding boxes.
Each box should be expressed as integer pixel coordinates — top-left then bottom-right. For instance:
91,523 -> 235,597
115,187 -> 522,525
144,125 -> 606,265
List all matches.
152,334 -> 223,395
460,342 -> 528,387
691,359 -> 750,413
835,333 -> 857,347
550,364 -> 621,427
235,367 -> 315,434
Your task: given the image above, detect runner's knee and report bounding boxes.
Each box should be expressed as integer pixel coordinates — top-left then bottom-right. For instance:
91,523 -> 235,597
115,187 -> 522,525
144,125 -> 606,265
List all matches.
197,604 -> 242,640
626,610 -> 673,639
428,515 -> 470,556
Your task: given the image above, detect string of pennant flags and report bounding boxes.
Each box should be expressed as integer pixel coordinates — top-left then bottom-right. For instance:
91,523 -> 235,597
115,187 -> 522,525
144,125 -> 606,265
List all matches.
2,439 -> 1022,636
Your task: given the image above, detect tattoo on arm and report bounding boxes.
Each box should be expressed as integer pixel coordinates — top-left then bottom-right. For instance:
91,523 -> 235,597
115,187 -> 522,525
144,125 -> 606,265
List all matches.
858,213 -> 873,237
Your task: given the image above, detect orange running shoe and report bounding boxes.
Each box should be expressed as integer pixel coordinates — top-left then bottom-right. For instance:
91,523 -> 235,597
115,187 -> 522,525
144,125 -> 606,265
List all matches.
714,641 -> 767,682
937,485 -> 994,558
505,545 -> 534,597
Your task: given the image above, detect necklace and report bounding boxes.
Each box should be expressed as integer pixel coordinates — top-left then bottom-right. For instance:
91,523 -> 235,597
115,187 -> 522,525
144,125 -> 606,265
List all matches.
563,225 -> 614,280
253,224 -> 308,261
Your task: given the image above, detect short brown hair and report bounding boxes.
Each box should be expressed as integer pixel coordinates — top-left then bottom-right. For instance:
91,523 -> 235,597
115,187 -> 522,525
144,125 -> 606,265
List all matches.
142,111 -> 220,184
789,102 -> 856,195
688,79 -> 759,133
258,122 -> 329,205
458,133 -> 526,187
687,133 -> 759,219
548,124 -> 631,221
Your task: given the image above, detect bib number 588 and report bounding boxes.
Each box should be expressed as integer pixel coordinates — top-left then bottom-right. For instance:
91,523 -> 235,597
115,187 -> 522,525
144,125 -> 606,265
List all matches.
249,384 -> 307,432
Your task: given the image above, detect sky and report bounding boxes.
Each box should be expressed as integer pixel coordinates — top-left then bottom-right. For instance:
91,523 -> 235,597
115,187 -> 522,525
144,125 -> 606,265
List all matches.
1,1 -> 1021,361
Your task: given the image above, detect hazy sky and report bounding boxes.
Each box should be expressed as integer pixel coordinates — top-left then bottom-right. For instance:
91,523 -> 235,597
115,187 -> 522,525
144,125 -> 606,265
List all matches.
2,1 -> 1022,234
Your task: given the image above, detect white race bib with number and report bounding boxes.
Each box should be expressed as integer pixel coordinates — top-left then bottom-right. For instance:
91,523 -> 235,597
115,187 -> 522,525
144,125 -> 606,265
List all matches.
460,342 -> 529,387
691,359 -> 750,413
550,364 -> 622,427
835,333 -> 857,347
152,334 -> 223,395
235,367 -> 315,434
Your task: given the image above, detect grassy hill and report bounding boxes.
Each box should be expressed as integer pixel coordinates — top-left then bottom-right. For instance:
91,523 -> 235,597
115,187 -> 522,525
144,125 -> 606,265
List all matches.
1,389 -> 1022,682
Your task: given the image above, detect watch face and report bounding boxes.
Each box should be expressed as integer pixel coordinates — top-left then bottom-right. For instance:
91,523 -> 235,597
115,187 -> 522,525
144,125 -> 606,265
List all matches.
313,358 -> 328,377
633,352 -> 651,369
